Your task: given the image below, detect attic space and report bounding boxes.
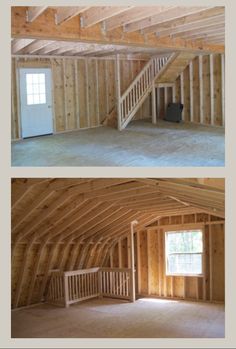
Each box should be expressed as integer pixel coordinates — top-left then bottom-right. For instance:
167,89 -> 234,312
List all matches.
11,178 -> 225,338
11,6 -> 225,167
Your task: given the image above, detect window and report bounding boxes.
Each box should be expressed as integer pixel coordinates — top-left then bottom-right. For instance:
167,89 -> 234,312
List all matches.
165,230 -> 203,276
26,73 -> 46,105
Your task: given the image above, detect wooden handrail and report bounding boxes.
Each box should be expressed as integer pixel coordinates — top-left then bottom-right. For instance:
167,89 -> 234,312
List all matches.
118,53 -> 176,130
64,267 -> 99,277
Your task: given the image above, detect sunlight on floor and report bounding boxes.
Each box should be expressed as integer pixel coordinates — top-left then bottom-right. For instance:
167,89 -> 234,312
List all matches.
139,297 -> 179,304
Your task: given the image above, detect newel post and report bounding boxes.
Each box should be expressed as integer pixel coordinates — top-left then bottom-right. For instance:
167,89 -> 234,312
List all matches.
63,273 -> 69,308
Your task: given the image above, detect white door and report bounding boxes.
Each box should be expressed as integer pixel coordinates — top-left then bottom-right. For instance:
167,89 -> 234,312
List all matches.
19,68 -> 53,138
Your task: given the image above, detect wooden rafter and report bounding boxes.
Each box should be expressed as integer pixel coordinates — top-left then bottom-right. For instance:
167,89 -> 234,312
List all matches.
142,7 -> 224,35
124,7 -> 208,32
26,6 -> 48,22
11,7 -> 224,53
80,7 -> 132,28
55,7 -> 90,25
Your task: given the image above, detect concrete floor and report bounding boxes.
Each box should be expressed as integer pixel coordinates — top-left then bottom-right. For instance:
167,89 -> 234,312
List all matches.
12,297 -> 225,338
11,120 -> 225,167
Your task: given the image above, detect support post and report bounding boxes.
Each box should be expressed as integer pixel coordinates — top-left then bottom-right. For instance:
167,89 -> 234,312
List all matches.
152,82 -> 157,124
130,220 -> 138,302
115,54 -> 122,130
210,54 -> 214,125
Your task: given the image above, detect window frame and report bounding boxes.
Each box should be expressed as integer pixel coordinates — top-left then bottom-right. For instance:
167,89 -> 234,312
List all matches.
165,228 -> 204,277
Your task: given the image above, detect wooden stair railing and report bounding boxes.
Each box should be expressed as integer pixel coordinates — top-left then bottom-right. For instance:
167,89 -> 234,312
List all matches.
118,53 -> 177,130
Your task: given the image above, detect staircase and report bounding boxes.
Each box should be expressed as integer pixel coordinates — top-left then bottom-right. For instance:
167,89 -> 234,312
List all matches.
102,52 -> 195,130
118,53 -> 177,130
157,52 -> 196,83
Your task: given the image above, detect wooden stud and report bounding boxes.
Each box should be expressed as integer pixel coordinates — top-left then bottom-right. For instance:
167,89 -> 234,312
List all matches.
130,221 -> 137,302
152,83 -> 157,124
210,54 -> 214,125
199,55 -> 204,124
74,60 -> 80,129
209,224 -> 213,301
221,54 -> 225,126
180,72 -> 185,121
172,84 -> 176,103
62,58 -> 68,130
189,60 -> 194,122
115,55 -> 121,130
95,59 -> 100,126
85,59 -> 90,128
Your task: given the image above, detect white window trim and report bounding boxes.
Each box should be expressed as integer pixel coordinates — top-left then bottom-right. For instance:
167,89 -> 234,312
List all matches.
165,228 -> 204,277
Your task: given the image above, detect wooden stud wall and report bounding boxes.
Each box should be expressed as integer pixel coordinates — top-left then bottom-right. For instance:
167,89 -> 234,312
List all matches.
11,57 -> 148,140
135,213 -> 224,302
172,53 -> 224,126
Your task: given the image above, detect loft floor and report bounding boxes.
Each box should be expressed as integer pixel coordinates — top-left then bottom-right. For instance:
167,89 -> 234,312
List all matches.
12,297 -> 225,338
11,120 -> 225,167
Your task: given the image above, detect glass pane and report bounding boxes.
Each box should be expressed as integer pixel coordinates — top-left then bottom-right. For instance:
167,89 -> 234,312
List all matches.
39,74 -> 45,83
26,74 -> 33,84
166,230 -> 203,254
33,94 -> 40,104
32,74 -> 39,83
33,84 -> 40,94
27,94 -> 34,105
39,84 -> 45,94
39,94 -> 46,104
168,253 -> 202,274
26,83 -> 33,94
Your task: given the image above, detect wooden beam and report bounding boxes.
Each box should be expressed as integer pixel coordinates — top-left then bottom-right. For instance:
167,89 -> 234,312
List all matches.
175,25 -> 225,39
11,39 -> 35,54
81,7 -> 131,28
18,40 -> 52,54
125,7 -> 207,32
11,7 -> 224,54
142,7 -> 224,35
26,6 -> 48,22
105,6 -> 172,31
156,15 -> 225,38
55,7 -> 90,25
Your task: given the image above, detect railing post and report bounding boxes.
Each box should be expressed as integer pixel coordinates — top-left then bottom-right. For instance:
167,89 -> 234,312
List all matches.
115,54 -> 122,130
152,82 -> 157,124
98,269 -> 103,298
63,273 -> 69,308
130,220 -> 138,302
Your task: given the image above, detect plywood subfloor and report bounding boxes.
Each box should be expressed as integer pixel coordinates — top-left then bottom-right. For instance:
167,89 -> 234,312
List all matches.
12,298 -> 225,338
11,120 -> 225,167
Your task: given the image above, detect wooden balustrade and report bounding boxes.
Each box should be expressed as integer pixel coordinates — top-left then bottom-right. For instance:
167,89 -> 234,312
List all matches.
46,267 -> 133,307
99,267 -> 132,300
46,271 -> 64,306
119,54 -> 172,130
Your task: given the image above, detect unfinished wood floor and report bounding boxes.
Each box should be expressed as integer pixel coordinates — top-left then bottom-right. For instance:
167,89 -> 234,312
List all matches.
12,298 -> 225,338
11,120 -> 225,167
